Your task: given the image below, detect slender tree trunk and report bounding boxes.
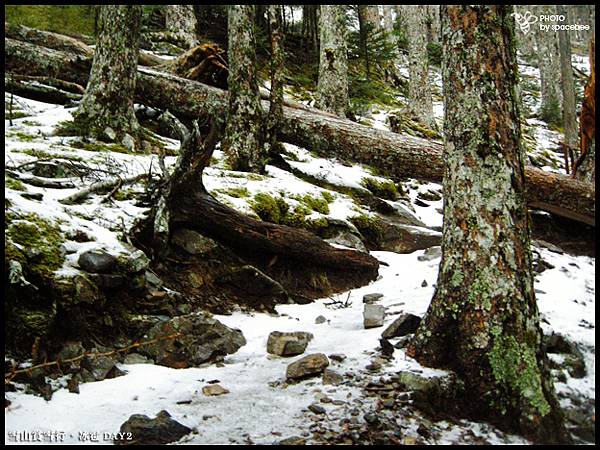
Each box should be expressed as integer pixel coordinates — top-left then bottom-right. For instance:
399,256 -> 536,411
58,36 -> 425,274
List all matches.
533,5 -> 563,127
406,6 -> 568,443
425,5 -> 440,45
72,5 -> 142,150
406,5 -> 435,128
221,5 -> 265,173
265,5 -> 285,151
557,5 -> 579,151
316,5 -> 348,118
574,39 -> 595,183
165,5 -> 199,49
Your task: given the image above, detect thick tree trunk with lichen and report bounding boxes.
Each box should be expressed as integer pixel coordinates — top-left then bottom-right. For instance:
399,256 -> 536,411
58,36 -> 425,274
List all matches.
316,5 -> 349,117
165,5 -> 199,49
221,5 -> 265,173
5,37 -> 596,226
406,5 -> 435,128
533,5 -> 562,127
406,6 -> 568,443
72,5 -> 142,150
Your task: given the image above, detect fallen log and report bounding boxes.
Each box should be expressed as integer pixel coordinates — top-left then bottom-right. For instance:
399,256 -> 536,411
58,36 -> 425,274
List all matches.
5,37 -> 595,226
5,75 -> 82,105
136,113 -> 380,297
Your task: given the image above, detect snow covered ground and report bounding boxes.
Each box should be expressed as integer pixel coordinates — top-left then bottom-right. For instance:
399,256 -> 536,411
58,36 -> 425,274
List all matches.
4,42 -> 595,446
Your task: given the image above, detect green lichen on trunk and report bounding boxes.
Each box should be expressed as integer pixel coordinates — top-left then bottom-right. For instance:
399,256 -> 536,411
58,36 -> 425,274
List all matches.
407,6 -> 568,443
221,5 -> 265,173
316,5 -> 349,117
71,5 -> 142,150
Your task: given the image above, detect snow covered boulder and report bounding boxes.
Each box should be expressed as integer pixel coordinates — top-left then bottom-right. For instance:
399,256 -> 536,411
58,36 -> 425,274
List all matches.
140,312 -> 246,368
286,353 -> 329,381
267,331 -> 314,357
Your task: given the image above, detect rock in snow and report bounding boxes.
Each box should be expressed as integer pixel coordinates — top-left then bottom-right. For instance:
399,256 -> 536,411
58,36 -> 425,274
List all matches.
267,331 -> 314,357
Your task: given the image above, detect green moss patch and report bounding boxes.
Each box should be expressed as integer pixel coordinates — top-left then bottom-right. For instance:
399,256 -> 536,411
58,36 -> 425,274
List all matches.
488,328 -> 551,417
360,177 -> 400,201
349,214 -> 384,248
6,213 -> 65,283
5,175 -> 26,191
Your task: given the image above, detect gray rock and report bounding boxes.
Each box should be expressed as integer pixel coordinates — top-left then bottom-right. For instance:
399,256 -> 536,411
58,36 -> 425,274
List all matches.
117,249 -> 150,274
172,229 -> 219,255
396,371 -> 438,392
379,223 -> 442,254
116,410 -> 191,445
328,353 -> 347,363
417,246 -> 442,262
381,314 -> 422,339
363,304 -> 385,328
81,353 -> 122,381
322,369 -> 344,386
286,353 -> 329,381
88,273 -> 126,289
123,353 -> 153,365
421,280 -> 428,287
78,250 -> 117,274
140,312 -> 246,368
362,293 -> 384,304
267,331 -> 313,357
308,403 -> 326,414
202,384 -> 229,396
315,315 -> 327,324
278,436 -> 306,445
144,271 -> 163,289
326,231 -> 368,253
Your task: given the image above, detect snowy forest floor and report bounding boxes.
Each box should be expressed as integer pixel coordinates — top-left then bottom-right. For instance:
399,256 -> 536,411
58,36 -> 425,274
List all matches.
4,50 -> 595,445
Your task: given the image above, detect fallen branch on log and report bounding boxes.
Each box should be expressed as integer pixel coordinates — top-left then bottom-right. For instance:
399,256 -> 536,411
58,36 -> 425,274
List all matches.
59,173 -> 150,205
4,37 -> 595,226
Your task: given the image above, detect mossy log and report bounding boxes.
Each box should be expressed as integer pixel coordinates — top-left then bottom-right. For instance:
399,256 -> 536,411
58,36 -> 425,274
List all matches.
5,37 -> 595,226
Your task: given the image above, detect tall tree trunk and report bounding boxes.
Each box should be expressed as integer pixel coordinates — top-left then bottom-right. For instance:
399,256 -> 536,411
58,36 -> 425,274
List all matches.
165,5 -> 199,49
557,5 -> 579,151
533,5 -> 563,127
316,5 -> 349,118
406,6 -> 568,444
265,5 -> 285,151
425,5 -> 440,45
221,5 -> 265,173
406,5 -> 435,128
72,5 -> 142,150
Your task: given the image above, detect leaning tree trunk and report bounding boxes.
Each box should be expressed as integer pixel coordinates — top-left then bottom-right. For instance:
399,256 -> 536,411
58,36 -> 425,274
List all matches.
573,39 -> 595,183
165,5 -> 199,49
533,5 -> 563,127
557,5 -> 579,152
405,5 -> 435,129
5,37 -> 596,226
406,6 -> 568,443
316,5 -> 349,117
72,5 -> 142,150
221,5 -> 265,173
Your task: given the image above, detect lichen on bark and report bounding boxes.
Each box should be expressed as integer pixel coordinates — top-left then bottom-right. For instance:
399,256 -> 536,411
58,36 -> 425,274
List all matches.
72,5 -> 142,150
406,5 -> 568,444
221,5 -> 265,173
316,5 -> 349,117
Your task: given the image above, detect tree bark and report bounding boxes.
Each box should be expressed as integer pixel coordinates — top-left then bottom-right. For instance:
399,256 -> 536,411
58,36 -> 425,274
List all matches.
221,5 -> 265,173
533,5 -> 562,127
5,37 -> 595,226
265,5 -> 285,150
557,5 -> 579,151
405,5 -> 435,128
72,5 -> 143,149
407,6 -> 568,443
316,5 -> 349,117
165,5 -> 199,49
